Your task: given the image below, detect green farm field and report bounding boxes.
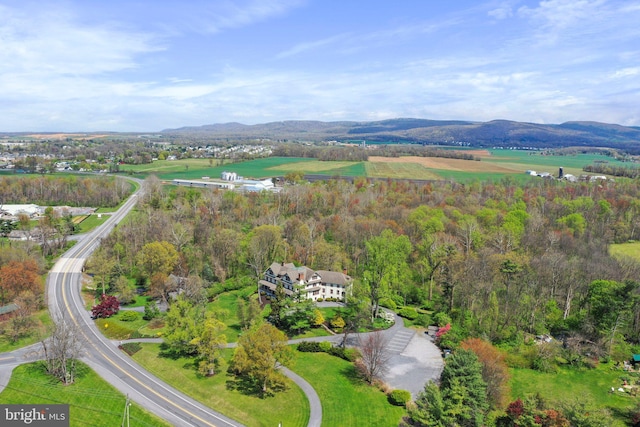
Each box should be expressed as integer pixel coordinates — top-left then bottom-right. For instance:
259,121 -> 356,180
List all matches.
119,150 -> 627,182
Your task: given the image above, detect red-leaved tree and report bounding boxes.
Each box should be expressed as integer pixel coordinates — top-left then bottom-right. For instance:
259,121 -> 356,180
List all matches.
92,294 -> 120,318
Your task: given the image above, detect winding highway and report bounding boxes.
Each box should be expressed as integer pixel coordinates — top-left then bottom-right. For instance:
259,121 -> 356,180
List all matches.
45,185 -> 244,427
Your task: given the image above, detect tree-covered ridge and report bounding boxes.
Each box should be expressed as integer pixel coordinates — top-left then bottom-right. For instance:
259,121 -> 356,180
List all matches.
0,175 -> 131,207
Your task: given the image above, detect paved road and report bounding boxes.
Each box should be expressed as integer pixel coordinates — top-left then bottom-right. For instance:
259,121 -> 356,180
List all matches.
44,182 -> 244,427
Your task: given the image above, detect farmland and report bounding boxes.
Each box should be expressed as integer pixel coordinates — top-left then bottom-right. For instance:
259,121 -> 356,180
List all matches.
119,149 -> 628,183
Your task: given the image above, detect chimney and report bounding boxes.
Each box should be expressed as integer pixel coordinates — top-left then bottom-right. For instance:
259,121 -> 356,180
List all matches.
343,268 -> 347,275
298,273 -> 303,280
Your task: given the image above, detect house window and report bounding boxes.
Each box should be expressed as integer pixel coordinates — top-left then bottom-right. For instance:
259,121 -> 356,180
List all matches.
330,289 -> 333,294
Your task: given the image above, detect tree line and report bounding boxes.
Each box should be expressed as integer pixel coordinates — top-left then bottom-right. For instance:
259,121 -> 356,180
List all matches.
0,175 -> 131,207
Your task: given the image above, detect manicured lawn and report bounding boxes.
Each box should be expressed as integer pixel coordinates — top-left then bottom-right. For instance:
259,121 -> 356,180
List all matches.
510,364 -> 636,426
293,351 -> 405,427
0,362 -> 170,427
610,241 -> 640,262
132,344 -> 309,427
207,288 -> 251,343
95,310 -> 155,340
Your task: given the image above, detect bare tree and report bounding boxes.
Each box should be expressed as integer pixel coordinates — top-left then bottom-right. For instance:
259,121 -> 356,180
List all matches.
356,331 -> 391,384
41,319 -> 83,385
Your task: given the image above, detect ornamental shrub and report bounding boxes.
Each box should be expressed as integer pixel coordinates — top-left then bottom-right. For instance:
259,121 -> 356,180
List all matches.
398,307 -> 418,320
379,297 -> 397,310
120,311 -> 139,322
297,341 -> 323,352
388,389 -> 412,406
319,341 -> 332,352
92,294 -> 120,319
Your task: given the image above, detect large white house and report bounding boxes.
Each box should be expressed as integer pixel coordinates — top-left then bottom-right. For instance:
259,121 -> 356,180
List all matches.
259,262 -> 352,301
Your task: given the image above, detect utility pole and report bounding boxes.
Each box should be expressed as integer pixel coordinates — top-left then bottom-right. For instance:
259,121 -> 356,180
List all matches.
121,394 -> 130,427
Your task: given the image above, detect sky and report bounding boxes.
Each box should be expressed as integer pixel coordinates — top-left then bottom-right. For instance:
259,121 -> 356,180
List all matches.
0,0 -> 639,132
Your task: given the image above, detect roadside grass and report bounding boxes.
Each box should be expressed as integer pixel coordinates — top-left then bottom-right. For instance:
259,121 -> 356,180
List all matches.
0,308 -> 52,352
510,363 -> 634,426
76,213 -> 109,233
131,344 -> 309,427
293,351 -> 405,427
0,362 -> 170,427
95,310 -> 154,340
610,242 -> 640,262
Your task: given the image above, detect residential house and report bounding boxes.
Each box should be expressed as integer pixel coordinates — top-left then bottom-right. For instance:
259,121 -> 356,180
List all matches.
259,262 -> 352,301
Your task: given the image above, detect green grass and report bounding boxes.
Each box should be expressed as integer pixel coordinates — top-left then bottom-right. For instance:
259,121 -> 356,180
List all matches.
122,294 -> 153,308
117,151 -> 628,184
292,351 -> 405,427
132,344 -> 309,427
610,242 -> 640,262
207,289 -> 246,343
510,364 -> 635,426
76,213 -> 109,233
95,310 -> 154,340
365,161 -> 443,180
0,362 -> 170,427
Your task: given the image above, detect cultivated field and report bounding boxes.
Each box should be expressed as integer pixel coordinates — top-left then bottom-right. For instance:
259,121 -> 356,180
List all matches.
119,150 -> 628,183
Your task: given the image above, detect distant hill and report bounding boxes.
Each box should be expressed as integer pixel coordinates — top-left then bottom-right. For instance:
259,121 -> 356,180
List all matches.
163,118 -> 640,152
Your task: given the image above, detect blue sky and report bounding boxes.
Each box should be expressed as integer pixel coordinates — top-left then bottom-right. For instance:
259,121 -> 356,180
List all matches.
1,0 -> 639,131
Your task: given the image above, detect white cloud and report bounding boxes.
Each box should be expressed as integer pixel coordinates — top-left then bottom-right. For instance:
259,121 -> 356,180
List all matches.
488,2 -> 514,20
275,33 -> 350,59
186,0 -> 305,34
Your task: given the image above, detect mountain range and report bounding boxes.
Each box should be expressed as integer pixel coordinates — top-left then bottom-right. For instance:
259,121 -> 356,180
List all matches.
163,118 -> 640,152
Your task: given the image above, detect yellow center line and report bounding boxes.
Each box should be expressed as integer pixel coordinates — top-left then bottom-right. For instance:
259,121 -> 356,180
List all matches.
55,211 -> 224,427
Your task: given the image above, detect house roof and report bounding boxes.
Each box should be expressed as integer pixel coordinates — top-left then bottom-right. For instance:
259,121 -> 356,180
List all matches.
259,280 -> 294,296
316,270 -> 352,285
267,263 -> 314,281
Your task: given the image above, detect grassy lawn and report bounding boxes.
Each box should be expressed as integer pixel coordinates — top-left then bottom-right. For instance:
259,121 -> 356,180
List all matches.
76,213 -> 109,233
510,364 -> 636,426
292,351 -> 406,427
0,362 -> 170,427
131,344 -> 309,427
610,242 -> 640,262
95,310 -> 155,340
207,289 -> 250,343
0,309 -> 52,353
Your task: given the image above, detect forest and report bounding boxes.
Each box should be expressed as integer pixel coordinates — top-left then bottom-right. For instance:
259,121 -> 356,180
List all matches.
81,172 -> 640,424
3,168 -> 640,424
